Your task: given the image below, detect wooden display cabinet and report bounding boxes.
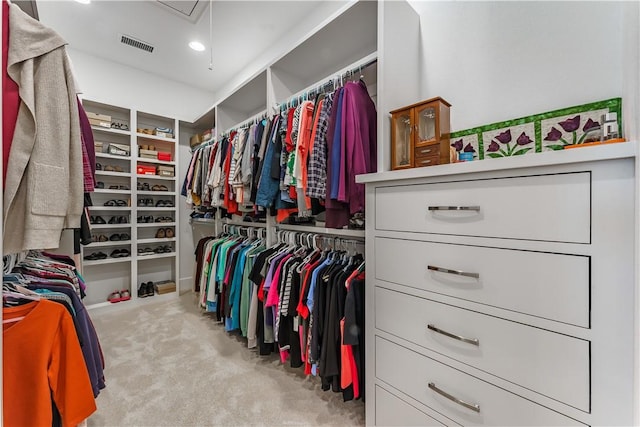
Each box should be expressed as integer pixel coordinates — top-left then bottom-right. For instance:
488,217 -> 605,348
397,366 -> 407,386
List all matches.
390,97 -> 451,170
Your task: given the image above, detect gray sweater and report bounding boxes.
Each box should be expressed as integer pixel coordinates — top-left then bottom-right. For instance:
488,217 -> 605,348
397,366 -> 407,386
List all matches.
4,4 -> 83,254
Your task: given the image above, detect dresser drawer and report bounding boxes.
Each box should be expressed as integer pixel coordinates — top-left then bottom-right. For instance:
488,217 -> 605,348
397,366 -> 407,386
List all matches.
375,287 -> 590,410
374,172 -> 591,243
375,237 -> 590,327
376,337 -> 586,426
376,386 -> 447,426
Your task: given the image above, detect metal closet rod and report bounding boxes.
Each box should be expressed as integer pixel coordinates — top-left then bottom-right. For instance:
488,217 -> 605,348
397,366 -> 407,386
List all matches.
221,110 -> 269,139
276,58 -> 378,111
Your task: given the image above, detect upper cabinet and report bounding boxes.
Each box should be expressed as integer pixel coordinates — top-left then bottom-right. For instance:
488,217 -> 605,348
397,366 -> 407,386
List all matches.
270,0 -> 377,104
217,70 -> 267,133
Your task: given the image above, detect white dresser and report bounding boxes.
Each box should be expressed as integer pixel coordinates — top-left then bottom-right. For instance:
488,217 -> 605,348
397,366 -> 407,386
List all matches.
357,143 -> 639,426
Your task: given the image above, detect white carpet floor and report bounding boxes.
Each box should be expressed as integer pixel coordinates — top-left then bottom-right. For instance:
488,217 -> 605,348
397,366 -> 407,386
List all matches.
87,292 -> 365,427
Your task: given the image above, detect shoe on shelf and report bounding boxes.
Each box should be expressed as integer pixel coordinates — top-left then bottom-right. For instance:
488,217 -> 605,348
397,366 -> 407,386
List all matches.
119,249 -> 131,258
109,233 -> 121,241
120,289 -> 131,301
145,282 -> 155,297
165,228 -> 174,238
84,252 -> 107,261
153,246 -> 164,254
137,283 -> 148,298
155,228 -> 166,239
119,233 -> 130,241
93,216 -> 106,224
96,182 -> 105,189
96,163 -> 103,171
109,249 -> 122,258
118,216 -> 129,224
107,291 -> 123,303
98,234 -> 108,242
108,216 -> 117,224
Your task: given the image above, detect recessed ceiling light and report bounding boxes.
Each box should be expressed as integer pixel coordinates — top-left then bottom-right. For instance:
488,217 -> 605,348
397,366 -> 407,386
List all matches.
75,0 -> 91,4
189,41 -> 205,52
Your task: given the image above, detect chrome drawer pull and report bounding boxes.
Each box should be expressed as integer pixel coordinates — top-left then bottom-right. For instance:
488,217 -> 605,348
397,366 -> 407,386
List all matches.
419,159 -> 432,164
427,324 -> 479,346
428,206 -> 480,211
428,382 -> 480,413
427,265 -> 479,279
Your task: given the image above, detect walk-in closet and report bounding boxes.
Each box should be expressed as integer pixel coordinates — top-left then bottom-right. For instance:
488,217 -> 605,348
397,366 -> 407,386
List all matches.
2,0 -> 640,426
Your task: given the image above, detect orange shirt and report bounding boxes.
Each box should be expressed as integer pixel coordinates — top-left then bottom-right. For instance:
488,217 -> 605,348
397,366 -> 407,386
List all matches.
3,299 -> 97,427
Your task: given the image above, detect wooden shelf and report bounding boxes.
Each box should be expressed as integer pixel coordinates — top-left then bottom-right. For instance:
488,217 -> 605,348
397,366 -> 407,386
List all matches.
137,207 -> 176,211
84,240 -> 132,248
91,126 -> 130,136
190,218 -> 216,225
94,188 -> 132,194
137,191 -> 176,196
96,170 -> 131,177
83,257 -> 132,266
90,206 -> 131,211
136,132 -> 176,143
137,222 -> 175,228
90,224 -> 131,229
138,237 -> 177,244
136,157 -> 176,166
96,152 -> 131,161
137,174 -> 175,181
86,291 -> 178,311
137,252 -> 177,261
222,219 -> 267,228
276,224 -> 365,238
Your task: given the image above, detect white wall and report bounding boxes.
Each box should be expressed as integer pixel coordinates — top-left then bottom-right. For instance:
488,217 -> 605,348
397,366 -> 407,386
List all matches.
407,1 -> 636,134
377,0 -> 421,172
68,48 -> 215,122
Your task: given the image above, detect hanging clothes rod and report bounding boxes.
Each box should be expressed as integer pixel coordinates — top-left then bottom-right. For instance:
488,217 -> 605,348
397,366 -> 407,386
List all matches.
275,56 -> 378,112
222,110 -> 268,138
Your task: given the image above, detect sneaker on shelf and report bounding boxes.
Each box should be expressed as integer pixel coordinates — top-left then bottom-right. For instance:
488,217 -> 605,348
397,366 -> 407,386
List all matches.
145,282 -> 155,297
137,283 -> 147,298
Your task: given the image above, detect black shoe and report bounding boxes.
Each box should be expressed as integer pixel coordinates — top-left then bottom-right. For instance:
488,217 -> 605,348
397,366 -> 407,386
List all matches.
110,249 -> 122,258
93,216 -> 106,224
108,216 -> 117,224
84,252 -> 107,261
138,283 -> 148,298
120,233 -> 130,241
118,216 -> 129,224
145,282 -> 155,297
96,181 -> 105,189
109,233 -> 121,241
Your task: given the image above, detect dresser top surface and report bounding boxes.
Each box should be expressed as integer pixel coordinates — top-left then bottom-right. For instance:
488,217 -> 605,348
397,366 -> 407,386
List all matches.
357,141 -> 638,184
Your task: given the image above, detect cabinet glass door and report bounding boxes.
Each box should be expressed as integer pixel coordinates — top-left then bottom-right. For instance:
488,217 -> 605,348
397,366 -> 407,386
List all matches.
392,111 -> 413,169
416,104 -> 437,146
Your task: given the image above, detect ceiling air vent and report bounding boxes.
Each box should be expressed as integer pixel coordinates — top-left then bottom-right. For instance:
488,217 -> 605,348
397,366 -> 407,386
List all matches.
120,34 -> 154,53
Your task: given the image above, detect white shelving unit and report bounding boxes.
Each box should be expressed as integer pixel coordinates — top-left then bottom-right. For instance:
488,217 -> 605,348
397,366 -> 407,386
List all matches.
180,0 -> 377,249
82,99 -> 180,309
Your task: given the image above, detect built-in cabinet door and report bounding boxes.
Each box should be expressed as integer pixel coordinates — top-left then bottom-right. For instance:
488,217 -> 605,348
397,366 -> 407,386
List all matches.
391,109 -> 414,170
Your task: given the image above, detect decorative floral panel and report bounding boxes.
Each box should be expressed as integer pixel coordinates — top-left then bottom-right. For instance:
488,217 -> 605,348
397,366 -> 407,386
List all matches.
449,134 -> 480,160
482,123 -> 536,160
449,98 -> 622,161
541,110 -> 607,151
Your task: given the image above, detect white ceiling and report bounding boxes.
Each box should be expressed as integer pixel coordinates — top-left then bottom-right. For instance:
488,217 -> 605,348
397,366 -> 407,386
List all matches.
37,0 -> 338,94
